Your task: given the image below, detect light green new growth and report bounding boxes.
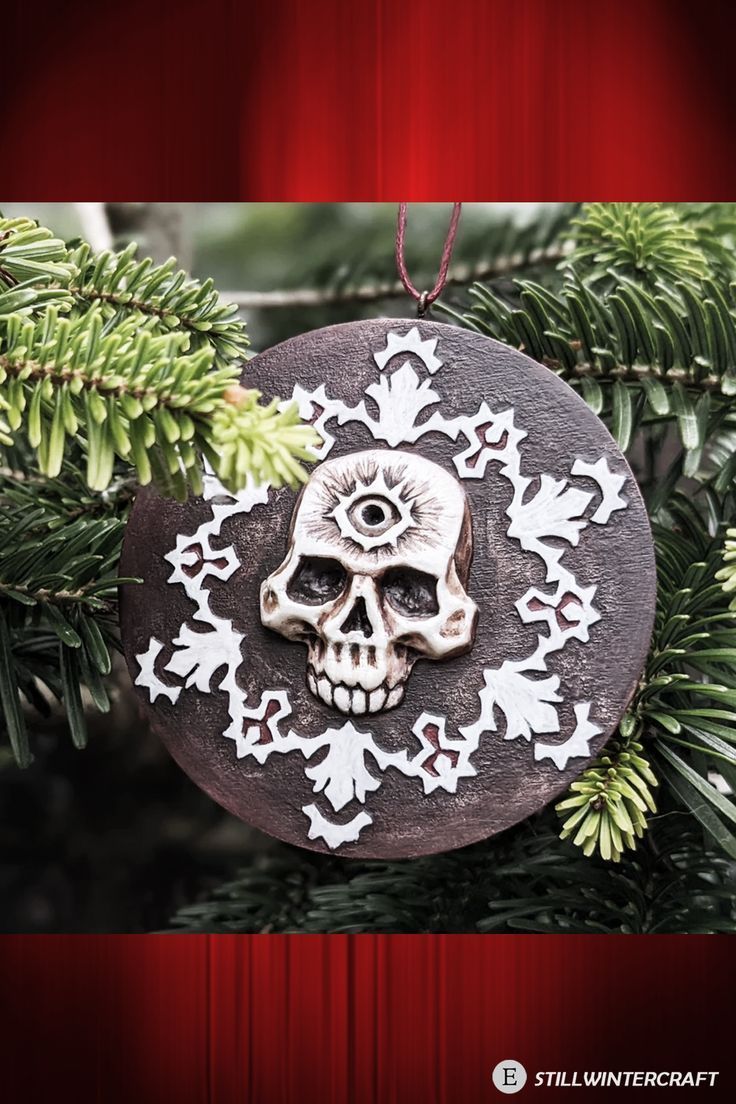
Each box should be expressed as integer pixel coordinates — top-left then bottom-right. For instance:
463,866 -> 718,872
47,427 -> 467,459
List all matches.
3,206 -> 736,917
0,216 -> 317,496
161,202 -> 736,930
557,722 -> 658,863
67,240 -> 248,368
435,202 -> 736,868
716,527 -> 736,608
570,202 -> 710,286
0,212 -> 317,762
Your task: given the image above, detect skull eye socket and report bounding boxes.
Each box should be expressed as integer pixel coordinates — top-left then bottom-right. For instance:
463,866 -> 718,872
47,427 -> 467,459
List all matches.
382,566 -> 439,617
288,556 -> 347,605
347,495 -> 400,538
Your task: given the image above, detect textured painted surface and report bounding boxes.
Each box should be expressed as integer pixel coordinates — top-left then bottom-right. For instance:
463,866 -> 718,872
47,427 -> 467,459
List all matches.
120,320 -> 655,856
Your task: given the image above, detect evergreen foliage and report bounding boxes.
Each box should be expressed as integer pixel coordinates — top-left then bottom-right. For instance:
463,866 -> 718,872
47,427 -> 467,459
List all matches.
2,203 -> 735,933
0,213 -> 315,761
438,203 -> 736,872
0,215 -> 316,495
0,463 -> 127,766
169,814 -> 734,934
172,202 -> 736,933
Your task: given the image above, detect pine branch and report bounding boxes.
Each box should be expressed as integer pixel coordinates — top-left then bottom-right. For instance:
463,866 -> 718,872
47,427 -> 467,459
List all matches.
570,202 -> 711,287
222,244 -> 571,310
167,813 -> 735,934
0,215 -> 318,496
0,213 -> 321,765
475,817 -> 735,934
642,502 -> 736,856
678,203 -> 736,284
556,722 -> 658,862
218,203 -> 576,310
0,305 -> 316,495
556,493 -> 736,860
67,241 -> 249,368
0,217 -> 75,290
440,274 -> 736,461
0,463 -> 130,765
0,217 -> 74,318
439,206 -> 736,473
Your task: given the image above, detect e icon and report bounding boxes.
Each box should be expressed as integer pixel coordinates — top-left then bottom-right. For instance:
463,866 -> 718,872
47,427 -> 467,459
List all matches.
492,1060 -> 528,1094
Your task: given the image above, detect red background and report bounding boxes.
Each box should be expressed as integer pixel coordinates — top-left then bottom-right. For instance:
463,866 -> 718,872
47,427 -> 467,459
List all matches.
0,935 -> 732,1102
2,3 -> 735,1101
2,0 -> 736,199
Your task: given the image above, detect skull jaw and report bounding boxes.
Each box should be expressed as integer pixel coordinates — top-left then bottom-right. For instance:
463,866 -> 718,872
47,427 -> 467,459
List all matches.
307,666 -> 406,714
306,639 -> 412,715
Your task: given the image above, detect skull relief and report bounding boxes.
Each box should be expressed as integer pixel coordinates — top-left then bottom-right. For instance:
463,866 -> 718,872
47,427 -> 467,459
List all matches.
260,450 -> 478,714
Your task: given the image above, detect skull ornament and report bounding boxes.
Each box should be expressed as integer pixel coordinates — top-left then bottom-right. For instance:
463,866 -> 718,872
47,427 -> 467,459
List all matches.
260,449 -> 478,714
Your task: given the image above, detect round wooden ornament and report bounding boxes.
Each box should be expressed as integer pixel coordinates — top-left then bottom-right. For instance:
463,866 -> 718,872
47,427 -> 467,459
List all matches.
120,319 -> 656,858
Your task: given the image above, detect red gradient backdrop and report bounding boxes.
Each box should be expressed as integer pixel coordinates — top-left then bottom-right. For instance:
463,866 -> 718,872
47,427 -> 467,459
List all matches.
2,0 -> 736,198
0,935 -> 733,1102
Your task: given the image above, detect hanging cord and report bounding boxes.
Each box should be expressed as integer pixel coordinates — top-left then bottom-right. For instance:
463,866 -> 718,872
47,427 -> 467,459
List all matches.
395,202 -> 462,316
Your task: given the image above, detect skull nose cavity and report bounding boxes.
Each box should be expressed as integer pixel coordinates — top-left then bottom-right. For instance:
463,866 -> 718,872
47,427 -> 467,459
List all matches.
340,596 -> 374,638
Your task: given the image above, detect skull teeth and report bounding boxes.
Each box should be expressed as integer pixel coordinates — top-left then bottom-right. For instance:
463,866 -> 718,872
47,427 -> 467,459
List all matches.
351,689 -> 368,714
368,687 -> 386,712
317,675 -> 333,705
333,686 -> 351,713
307,666 -> 405,715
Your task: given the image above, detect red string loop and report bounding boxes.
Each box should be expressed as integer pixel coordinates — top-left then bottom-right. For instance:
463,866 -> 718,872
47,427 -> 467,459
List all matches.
395,203 -> 462,315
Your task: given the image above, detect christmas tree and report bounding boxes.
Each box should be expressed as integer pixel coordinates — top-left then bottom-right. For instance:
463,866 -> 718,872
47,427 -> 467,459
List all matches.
1,202 -> 734,933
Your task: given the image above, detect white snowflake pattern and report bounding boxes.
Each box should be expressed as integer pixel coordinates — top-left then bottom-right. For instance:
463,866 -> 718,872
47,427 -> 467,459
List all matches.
134,328 -> 631,848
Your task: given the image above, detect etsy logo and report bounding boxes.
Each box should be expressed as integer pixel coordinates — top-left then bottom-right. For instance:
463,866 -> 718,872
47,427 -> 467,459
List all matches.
491,1062 -> 721,1093
492,1060 -> 527,1094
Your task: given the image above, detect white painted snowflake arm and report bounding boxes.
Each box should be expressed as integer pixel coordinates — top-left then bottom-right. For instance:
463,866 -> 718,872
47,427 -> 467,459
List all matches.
289,384 -> 337,459
222,690 -> 291,760
362,366 -> 442,446
404,713 -> 477,794
303,805 -> 373,849
460,664 -> 562,745
164,622 -> 244,693
452,406 -> 527,480
373,327 -> 442,374
533,702 -> 602,770
303,723 -> 382,811
571,457 -> 627,524
135,639 -> 182,704
507,474 -> 593,550
516,582 -> 600,651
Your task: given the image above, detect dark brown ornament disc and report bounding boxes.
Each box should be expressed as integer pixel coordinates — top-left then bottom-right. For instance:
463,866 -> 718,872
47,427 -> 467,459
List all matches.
120,319 -> 655,858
